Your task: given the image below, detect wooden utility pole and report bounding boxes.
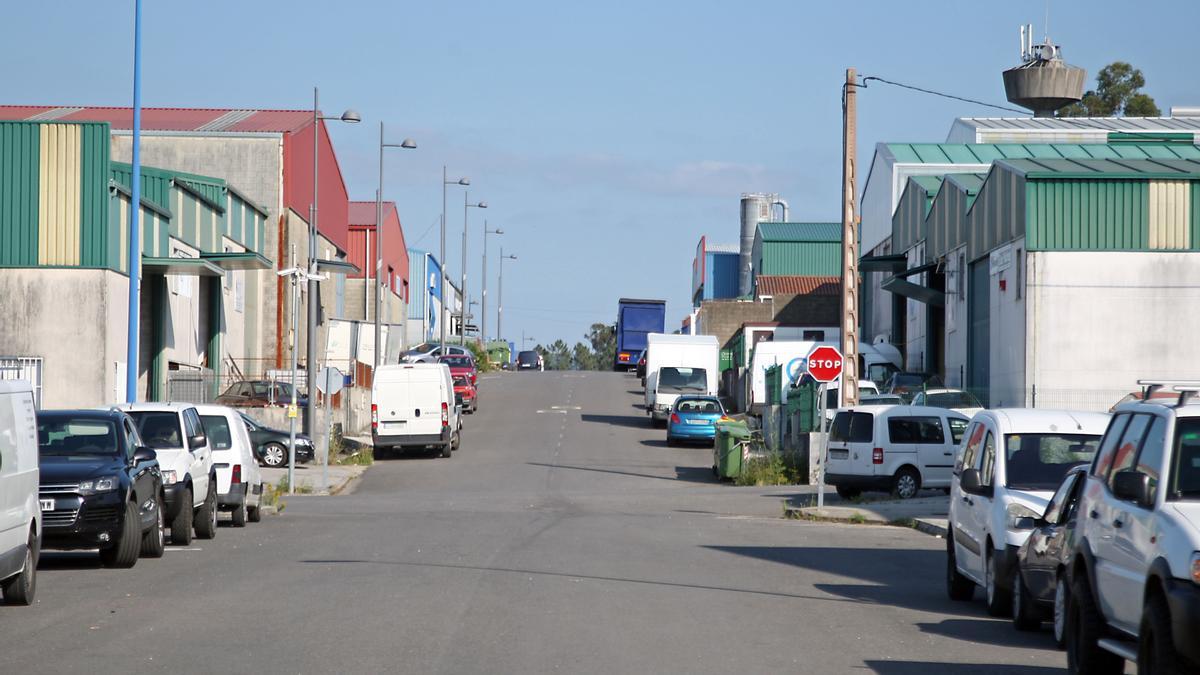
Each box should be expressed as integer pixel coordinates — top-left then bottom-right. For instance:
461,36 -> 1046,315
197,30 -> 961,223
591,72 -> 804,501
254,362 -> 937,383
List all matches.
840,68 -> 860,407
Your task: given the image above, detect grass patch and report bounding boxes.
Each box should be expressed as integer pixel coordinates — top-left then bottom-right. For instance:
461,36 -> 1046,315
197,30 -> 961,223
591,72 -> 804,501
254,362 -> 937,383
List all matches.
849,513 -> 867,524
263,478 -> 287,513
735,452 -> 804,486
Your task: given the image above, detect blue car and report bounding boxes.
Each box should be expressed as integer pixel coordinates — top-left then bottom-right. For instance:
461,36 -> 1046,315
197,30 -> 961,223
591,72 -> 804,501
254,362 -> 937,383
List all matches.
666,396 -> 727,446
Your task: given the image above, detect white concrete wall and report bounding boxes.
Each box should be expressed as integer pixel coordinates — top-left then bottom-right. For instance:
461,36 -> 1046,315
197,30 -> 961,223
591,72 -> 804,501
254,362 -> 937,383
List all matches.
989,240 -> 1027,408
904,242 -> 928,371
863,239 -> 894,344
943,246 -> 969,388
0,269 -> 130,408
1026,250 -> 1200,409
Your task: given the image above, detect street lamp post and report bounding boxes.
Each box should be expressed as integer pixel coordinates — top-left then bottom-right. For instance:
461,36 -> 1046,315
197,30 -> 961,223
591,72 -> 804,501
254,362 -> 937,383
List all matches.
481,222 -> 503,342
374,122 -> 416,371
441,168 -> 469,350
497,247 -> 516,345
461,193 -> 487,345
307,87 -> 360,438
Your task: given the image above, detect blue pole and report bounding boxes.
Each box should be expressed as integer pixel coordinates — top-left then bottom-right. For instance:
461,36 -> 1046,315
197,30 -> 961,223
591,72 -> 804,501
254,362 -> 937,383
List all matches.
125,0 -> 143,403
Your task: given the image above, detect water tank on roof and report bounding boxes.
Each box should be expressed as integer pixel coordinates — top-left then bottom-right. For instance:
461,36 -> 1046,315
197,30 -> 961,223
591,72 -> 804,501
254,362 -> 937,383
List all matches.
1002,24 -> 1085,117
738,193 -> 788,297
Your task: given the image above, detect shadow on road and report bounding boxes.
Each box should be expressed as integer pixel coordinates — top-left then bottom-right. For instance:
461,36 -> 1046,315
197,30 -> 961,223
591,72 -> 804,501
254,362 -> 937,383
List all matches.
863,662 -> 1061,675
373,450 -> 441,461
37,552 -> 103,571
581,413 -> 649,430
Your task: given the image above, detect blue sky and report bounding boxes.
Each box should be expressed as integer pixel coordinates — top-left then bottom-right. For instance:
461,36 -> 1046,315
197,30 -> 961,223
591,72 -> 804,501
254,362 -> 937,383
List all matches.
5,1 -> 1198,348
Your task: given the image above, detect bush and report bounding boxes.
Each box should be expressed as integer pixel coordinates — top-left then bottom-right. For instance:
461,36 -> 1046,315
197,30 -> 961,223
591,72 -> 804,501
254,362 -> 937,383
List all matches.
735,452 -> 804,486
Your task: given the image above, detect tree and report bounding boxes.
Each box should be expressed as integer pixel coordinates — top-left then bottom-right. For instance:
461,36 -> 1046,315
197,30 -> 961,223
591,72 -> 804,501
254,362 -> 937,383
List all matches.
571,342 -> 595,371
537,340 -> 571,370
1060,61 -> 1161,117
586,322 -> 616,369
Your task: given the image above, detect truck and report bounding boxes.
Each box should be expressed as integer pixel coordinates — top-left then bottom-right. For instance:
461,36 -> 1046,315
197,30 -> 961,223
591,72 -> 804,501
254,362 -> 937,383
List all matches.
746,340 -> 903,413
614,298 -> 666,370
643,333 -> 719,424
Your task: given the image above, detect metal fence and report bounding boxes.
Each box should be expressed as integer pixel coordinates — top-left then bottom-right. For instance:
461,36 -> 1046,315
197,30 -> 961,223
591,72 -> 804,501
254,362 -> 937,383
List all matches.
0,356 -> 43,407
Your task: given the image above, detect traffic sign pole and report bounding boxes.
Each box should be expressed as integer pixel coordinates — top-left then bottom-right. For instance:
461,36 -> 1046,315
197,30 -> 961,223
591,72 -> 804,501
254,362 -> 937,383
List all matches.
805,345 -> 844,512
817,382 -> 828,511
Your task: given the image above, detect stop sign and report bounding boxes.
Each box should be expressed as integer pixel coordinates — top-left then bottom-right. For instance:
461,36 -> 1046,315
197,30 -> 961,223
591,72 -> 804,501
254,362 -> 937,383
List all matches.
806,345 -> 844,383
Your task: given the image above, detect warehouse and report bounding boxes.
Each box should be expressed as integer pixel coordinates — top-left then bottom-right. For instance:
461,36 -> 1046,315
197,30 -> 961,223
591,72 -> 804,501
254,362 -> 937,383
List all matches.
0,120 -> 268,407
405,249 -> 443,347
881,154 -> 1200,409
691,236 -> 739,307
344,200 -> 409,341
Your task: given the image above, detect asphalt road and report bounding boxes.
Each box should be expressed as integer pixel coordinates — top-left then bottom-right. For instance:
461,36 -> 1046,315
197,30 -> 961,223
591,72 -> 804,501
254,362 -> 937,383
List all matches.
1,371 -> 1081,674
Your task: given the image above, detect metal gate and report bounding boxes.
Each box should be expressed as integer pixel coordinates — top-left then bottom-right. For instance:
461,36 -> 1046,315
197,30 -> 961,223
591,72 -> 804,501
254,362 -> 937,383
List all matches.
0,356 -> 44,408
967,260 -> 990,405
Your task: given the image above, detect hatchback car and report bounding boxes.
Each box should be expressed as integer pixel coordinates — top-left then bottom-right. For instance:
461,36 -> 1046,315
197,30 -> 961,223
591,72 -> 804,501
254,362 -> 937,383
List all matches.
911,388 -> 985,418
453,375 -> 478,414
197,405 -> 264,526
516,350 -> 543,371
402,343 -> 471,363
37,409 -> 165,567
215,380 -> 308,409
666,396 -> 727,446
439,354 -> 478,387
238,413 -> 314,468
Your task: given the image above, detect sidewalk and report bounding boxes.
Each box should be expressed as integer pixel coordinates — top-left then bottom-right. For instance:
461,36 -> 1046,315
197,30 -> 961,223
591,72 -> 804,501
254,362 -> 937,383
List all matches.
785,494 -> 949,537
260,461 -> 370,496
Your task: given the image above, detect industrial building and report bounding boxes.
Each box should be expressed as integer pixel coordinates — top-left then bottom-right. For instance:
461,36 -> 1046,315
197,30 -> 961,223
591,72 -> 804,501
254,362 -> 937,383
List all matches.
405,249 -> 443,347
0,120 -> 269,408
691,236 -> 739,307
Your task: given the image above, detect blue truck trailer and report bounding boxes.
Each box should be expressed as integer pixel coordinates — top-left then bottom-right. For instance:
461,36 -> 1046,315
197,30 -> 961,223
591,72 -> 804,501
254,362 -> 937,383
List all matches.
613,298 -> 666,371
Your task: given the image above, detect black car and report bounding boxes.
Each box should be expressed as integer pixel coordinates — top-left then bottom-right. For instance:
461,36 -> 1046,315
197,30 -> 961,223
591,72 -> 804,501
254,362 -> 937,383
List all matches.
37,410 -> 165,568
238,412 -> 314,468
1012,465 -> 1088,646
516,350 -> 542,371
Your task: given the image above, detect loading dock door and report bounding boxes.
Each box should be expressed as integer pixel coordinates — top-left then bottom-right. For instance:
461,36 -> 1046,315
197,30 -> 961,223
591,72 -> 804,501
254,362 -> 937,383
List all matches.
967,260 -> 990,404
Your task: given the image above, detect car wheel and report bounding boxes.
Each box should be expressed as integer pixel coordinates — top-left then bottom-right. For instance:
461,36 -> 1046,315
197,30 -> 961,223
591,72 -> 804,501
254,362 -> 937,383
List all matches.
140,494 -> 166,558
262,443 -> 287,468
984,545 -> 1012,617
1012,570 -> 1042,631
230,495 -> 247,528
99,501 -> 140,569
194,484 -> 218,540
248,484 -> 263,523
891,467 -> 921,500
835,486 -> 862,500
170,487 -> 194,545
1053,573 -> 1069,649
1066,573 -> 1123,675
440,441 -> 453,458
945,534 -> 975,601
451,430 -> 461,452
1139,592 -> 1187,675
0,530 -> 37,605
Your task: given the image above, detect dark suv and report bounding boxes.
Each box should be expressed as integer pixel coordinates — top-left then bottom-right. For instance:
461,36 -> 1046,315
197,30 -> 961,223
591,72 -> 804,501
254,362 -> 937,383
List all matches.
37,410 -> 165,568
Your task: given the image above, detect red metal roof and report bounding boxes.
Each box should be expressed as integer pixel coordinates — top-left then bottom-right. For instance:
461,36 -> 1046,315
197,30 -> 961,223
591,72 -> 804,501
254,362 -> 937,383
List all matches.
0,105 -> 314,133
756,276 -> 841,296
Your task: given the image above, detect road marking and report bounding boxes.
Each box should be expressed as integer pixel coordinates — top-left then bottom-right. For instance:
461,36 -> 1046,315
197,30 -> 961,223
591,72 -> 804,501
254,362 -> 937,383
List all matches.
551,406 -> 581,410
166,547 -> 204,552
536,410 -> 568,414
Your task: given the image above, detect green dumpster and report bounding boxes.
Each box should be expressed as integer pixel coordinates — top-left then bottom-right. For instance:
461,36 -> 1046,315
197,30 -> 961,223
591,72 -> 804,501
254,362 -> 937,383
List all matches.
713,420 -> 751,480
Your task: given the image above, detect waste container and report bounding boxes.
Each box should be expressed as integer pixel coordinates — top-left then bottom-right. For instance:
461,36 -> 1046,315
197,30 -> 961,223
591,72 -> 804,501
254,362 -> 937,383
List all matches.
714,420 -> 751,479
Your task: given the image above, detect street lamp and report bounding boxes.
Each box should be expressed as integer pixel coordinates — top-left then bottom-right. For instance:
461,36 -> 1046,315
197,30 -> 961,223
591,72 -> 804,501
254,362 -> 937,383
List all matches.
307,86 -> 360,439
497,247 -> 517,344
461,193 -> 487,345
278,260 -> 326,495
375,123 -> 416,372
441,168 -> 469,350
481,222 -> 503,342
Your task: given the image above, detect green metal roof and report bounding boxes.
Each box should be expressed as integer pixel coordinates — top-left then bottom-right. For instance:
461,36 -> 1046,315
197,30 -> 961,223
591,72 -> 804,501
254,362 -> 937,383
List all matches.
909,175 -> 944,194
883,142 -> 1200,165
756,222 -> 841,242
995,157 -> 1200,180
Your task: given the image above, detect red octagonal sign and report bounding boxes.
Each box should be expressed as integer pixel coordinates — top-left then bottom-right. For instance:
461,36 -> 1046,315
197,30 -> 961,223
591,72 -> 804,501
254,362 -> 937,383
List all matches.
806,345 -> 844,383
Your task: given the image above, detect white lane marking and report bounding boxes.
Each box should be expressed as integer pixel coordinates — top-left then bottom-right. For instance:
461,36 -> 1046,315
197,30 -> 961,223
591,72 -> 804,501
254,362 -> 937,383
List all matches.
166,547 -> 204,552
551,406 -> 581,410
536,410 -> 568,414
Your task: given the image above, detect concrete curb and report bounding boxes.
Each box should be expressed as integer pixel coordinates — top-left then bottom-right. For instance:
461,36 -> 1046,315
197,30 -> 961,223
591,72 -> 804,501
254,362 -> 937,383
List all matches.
784,504 -> 949,538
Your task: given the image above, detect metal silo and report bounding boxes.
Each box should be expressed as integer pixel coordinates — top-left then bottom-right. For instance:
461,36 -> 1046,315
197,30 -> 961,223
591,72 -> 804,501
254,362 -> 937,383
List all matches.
738,192 -> 789,297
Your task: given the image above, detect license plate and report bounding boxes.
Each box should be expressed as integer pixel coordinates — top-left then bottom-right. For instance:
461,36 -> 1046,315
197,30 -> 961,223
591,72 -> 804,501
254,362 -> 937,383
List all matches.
829,449 -> 849,460
685,419 -> 710,426
382,421 -> 407,430
40,499 -> 54,512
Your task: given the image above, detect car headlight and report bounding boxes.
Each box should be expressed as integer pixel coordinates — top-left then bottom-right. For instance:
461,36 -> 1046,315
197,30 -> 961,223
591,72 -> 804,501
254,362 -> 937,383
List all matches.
1005,503 -> 1040,530
161,470 -> 178,485
78,476 -> 119,495
1191,552 -> 1200,586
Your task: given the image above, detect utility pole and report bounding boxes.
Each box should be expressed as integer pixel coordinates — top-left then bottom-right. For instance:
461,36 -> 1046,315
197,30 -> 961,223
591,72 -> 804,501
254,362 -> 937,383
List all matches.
840,68 -> 860,408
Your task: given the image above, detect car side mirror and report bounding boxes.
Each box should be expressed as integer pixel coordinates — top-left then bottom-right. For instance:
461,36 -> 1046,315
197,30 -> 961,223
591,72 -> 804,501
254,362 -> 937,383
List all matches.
960,468 -> 992,497
188,433 -> 207,450
1012,516 -> 1038,530
132,446 -> 157,463
1112,470 -> 1152,508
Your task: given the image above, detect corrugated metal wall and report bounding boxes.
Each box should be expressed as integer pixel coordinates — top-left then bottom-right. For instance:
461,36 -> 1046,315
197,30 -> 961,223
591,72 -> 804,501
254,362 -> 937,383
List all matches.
1026,179 -> 1148,251
0,123 -> 40,265
928,183 -> 964,261
892,179 -> 932,258
760,241 -> 842,276
1148,180 -> 1191,250
967,166 -> 1025,260
78,123 -> 110,268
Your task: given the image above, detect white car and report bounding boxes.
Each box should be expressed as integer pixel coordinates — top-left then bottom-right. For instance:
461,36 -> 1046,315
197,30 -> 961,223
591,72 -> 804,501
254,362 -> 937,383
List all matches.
911,388 -> 985,418
1066,382 -> 1200,674
0,381 -> 39,605
119,403 -> 218,545
825,404 -> 970,499
946,408 -> 1109,618
196,405 -> 264,527
372,363 -> 462,458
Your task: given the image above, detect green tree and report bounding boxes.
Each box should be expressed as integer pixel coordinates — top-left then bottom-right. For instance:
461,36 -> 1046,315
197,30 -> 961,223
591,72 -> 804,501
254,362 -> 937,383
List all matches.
571,342 -> 595,371
586,322 -> 616,369
1060,61 -> 1161,117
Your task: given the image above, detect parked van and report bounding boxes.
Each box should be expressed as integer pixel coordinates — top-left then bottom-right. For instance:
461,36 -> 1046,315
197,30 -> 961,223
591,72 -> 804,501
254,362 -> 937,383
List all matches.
946,408 -> 1109,617
643,334 -> 719,425
196,405 -> 264,526
372,363 -> 462,458
0,380 -> 39,605
825,405 -> 971,499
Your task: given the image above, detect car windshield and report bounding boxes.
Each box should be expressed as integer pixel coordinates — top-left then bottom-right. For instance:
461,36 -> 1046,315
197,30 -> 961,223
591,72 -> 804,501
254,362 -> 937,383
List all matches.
659,367 -> 707,393
127,411 -> 184,449
675,398 -> 723,415
517,351 -> 539,364
200,415 -> 234,450
411,343 -> 437,353
37,417 -> 120,456
441,356 -> 474,367
925,391 -> 982,409
1004,433 -> 1101,490
453,376 -> 470,387
1168,418 -> 1200,501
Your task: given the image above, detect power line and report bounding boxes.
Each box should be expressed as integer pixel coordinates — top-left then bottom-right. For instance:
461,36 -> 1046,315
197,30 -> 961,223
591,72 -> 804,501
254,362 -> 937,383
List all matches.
408,216 -> 441,247
859,76 -> 1026,114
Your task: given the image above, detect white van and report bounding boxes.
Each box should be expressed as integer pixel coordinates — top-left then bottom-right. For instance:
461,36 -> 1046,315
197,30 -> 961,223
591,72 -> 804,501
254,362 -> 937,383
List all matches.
946,408 -> 1109,617
825,405 -> 971,499
643,334 -> 718,424
0,380 -> 39,605
196,405 -> 264,526
372,363 -> 462,458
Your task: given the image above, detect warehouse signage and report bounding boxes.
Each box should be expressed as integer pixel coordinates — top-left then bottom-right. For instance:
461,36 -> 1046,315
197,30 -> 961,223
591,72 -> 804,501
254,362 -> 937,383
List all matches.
989,244 -> 1012,275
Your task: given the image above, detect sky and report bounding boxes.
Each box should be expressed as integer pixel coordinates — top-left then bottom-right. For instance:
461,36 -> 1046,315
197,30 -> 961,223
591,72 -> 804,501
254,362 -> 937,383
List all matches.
4,0 -> 1198,348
